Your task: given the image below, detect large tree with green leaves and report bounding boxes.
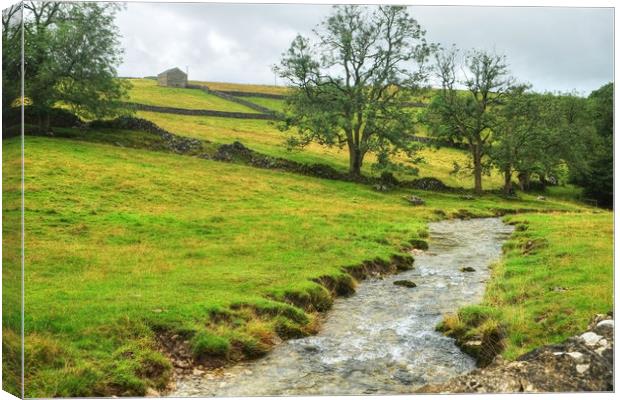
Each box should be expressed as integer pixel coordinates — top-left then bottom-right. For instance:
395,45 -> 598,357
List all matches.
424,48 -> 515,194
2,4 -> 23,117
491,90 -> 592,194
3,1 -> 129,131
577,83 -> 614,207
490,85 -> 542,195
276,5 -> 433,177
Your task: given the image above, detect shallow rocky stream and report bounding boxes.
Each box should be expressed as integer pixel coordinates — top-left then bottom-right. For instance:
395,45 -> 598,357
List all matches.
171,218 -> 514,397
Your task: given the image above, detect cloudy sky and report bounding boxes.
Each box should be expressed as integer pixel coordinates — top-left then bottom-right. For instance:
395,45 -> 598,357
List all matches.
115,2 -> 614,95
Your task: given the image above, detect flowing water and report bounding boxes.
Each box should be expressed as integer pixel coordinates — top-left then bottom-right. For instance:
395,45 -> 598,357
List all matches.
172,218 -> 514,397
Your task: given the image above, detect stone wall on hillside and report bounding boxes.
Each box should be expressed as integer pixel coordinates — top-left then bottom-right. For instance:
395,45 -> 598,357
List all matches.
198,87 -> 276,115
125,102 -> 276,120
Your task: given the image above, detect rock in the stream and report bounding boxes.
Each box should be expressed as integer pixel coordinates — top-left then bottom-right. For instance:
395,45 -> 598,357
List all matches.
393,280 -> 417,288
420,314 -> 614,393
404,195 -> 425,206
460,267 -> 476,272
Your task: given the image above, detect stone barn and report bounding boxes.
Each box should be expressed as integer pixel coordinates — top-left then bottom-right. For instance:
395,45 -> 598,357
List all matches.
157,67 -> 187,88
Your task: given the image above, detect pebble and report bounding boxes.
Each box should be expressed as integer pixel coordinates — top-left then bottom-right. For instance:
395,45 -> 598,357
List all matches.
596,320 -> 614,329
566,352 -> 584,362
145,388 -> 160,397
579,331 -> 603,347
576,364 -> 590,374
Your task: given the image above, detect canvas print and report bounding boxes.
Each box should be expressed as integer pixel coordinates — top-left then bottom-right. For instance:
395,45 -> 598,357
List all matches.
1,0 -> 614,397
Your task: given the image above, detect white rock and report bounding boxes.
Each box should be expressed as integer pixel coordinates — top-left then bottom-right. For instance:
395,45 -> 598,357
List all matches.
576,364 -> 590,374
596,319 -> 614,329
598,338 -> 608,347
580,331 -> 603,347
567,351 -> 584,362
553,351 -> 564,356
595,346 -> 607,356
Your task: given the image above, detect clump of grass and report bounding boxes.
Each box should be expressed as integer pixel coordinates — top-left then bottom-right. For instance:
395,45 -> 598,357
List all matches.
408,238 -> 429,250
274,317 -> 307,339
437,306 -> 505,366
190,332 -> 231,360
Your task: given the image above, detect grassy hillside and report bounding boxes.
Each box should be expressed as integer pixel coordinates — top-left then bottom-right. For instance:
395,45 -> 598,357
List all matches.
126,79 -> 259,113
243,96 -> 286,112
4,132 -> 585,397
189,80 -> 290,96
137,110 -> 507,189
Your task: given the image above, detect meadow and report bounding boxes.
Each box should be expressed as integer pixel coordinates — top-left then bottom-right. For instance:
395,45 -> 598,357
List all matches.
1,78 -> 612,397
126,79 -> 259,113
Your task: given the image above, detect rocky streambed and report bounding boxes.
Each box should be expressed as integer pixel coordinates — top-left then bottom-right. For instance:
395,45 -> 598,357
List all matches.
170,218 -> 514,396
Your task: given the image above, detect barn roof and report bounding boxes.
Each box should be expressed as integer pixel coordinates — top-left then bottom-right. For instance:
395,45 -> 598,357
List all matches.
158,67 -> 186,77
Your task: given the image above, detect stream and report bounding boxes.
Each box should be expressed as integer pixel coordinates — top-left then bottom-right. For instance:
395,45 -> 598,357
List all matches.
172,217 -> 514,396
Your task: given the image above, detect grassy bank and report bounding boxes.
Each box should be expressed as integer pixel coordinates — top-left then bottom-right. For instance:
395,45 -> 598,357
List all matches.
438,211 -> 613,362
4,133 -> 584,397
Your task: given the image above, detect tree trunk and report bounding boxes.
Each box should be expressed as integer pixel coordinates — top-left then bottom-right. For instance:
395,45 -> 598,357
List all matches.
473,146 -> 483,195
503,166 -> 512,195
38,110 -> 50,133
348,145 -> 364,177
518,171 -> 531,191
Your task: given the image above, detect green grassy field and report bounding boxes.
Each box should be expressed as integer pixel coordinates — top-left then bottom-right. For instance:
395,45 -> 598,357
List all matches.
243,96 -> 286,112
2,140 -> 23,397
126,79 -> 259,113
189,80 -> 290,96
439,211 -> 613,360
3,131 -> 588,397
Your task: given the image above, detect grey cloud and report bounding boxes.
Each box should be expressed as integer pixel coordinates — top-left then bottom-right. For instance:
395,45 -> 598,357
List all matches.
115,2 -> 613,94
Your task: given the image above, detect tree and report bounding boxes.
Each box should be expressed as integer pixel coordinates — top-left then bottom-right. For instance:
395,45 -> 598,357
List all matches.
275,5 -> 433,177
579,83 -> 613,207
490,85 -> 541,195
2,4 -> 22,118
490,90 -> 590,194
3,1 -> 129,131
424,48 -> 515,194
